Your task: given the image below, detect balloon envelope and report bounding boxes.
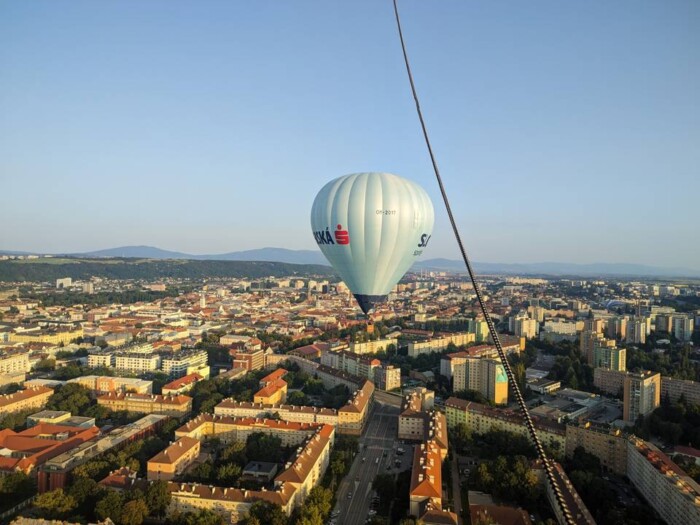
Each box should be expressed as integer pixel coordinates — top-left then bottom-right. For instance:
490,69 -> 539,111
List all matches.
310,172 -> 434,314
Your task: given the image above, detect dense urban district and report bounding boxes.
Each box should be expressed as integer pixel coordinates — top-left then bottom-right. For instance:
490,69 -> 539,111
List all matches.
0,260 -> 699,525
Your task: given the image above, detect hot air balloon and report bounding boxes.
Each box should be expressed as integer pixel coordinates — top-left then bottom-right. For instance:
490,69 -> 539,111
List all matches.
310,172 -> 435,314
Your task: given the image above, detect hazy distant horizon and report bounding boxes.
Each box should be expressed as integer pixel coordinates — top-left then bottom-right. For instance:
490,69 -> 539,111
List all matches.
2,1 -> 698,268
2,244 -> 699,273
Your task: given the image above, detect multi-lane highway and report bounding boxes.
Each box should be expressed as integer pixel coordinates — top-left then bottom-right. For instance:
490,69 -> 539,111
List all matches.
332,403 -> 414,525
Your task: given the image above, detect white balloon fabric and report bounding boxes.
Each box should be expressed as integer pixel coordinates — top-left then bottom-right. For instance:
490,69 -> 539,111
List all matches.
310,172 -> 435,314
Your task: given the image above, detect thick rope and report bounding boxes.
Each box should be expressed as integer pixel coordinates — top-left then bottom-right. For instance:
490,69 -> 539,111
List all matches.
391,1 -> 575,523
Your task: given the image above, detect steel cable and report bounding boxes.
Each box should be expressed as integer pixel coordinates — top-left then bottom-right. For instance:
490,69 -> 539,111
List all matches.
391,1 -> 576,523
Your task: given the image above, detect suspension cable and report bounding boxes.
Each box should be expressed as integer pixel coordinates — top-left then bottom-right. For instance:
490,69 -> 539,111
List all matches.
391,2 -> 575,523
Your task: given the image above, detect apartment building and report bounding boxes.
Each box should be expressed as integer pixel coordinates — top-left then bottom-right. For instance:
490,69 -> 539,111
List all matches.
167,424 -> 335,522
580,330 -> 603,365
229,346 -> 265,371
538,461 -> 596,525
10,326 -> 83,345
115,353 -> 161,374
215,400 -> 339,427
440,349 -> 508,405
349,337 -> 398,355
373,365 -> 401,392
409,440 -> 443,517
321,350 -> 380,380
513,317 -> 539,339
672,315 -> 695,342
38,414 -> 167,492
540,320 -> 578,343
314,364 -> 365,392
67,375 -> 153,394
409,438 -> 456,524
407,332 -> 475,357
337,380 -> 374,435
161,349 -> 208,378
593,368 -> 627,396
399,391 -> 430,442
607,316 -> 628,340
627,436 -> 700,525
593,344 -> 626,372
655,314 -> 673,333
87,350 -> 115,368
147,436 -> 201,481
0,350 -> 30,374
565,421 -> 628,475
0,422 -> 99,476
254,379 -> 288,405
97,392 -> 192,418
470,319 -> 490,342
623,371 -> 660,423
445,397 -> 566,455
26,410 -> 72,427
661,376 -> 700,405
177,415 -> 326,447
626,318 -> 647,345
162,373 -> 204,395
0,386 -> 53,419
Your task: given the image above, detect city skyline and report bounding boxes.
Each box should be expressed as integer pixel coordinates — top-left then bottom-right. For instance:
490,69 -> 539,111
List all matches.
2,1 -> 698,268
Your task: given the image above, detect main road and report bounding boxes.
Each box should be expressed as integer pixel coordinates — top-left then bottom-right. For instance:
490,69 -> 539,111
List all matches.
332,403 -> 413,525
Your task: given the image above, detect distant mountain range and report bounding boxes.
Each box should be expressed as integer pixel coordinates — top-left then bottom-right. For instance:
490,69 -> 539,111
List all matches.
77,246 -> 330,265
1,245 -> 698,278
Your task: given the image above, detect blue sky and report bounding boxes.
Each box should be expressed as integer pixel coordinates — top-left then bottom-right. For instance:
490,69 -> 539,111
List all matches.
1,1 -> 698,269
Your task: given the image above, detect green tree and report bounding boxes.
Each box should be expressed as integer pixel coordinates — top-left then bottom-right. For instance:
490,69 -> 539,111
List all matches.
302,486 -> 332,517
246,432 -> 283,462
145,480 -> 171,517
567,447 -> 601,474
0,409 -> 34,431
220,440 -> 247,464
96,490 -> 124,521
452,422 -> 472,453
296,507 -> 324,525
287,390 -> 310,405
217,463 -> 242,485
175,509 -> 227,525
120,498 -> 149,525
200,393 -> 224,414
35,488 -> 77,518
330,457 -> 346,478
244,500 -> 288,525
73,458 -> 113,480
373,473 -> 395,508
46,383 -> 93,415
66,477 -> 102,505
0,471 -> 35,495
35,358 -> 56,372
187,461 -> 215,483
475,463 -> 493,492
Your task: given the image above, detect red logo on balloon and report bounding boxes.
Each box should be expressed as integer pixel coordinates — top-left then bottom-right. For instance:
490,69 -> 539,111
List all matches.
334,224 -> 350,245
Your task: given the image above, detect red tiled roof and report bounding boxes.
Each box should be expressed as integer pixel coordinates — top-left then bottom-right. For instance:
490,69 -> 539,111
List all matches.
148,436 -> 200,465
410,440 -> 442,499
255,379 -> 287,399
260,368 -> 287,385
0,386 -> 53,408
162,373 -> 203,391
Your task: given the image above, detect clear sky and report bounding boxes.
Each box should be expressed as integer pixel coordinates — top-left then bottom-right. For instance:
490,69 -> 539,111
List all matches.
1,1 -> 698,269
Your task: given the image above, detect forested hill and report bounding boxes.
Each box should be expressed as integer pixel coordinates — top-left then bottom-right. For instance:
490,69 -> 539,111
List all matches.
0,258 -> 336,282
